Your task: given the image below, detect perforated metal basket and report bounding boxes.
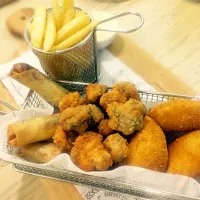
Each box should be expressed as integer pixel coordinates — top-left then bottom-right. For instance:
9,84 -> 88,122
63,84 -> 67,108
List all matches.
24,7 -> 100,83
0,80 -> 197,199
15,86 -> 198,200
24,8 -> 144,85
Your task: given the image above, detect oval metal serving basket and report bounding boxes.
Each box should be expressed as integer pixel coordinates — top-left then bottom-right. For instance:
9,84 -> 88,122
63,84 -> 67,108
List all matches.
10,82 -> 198,200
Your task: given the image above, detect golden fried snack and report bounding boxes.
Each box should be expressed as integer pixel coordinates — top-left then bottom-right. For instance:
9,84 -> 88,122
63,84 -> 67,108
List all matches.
98,119 -> 113,136
148,99 -> 200,132
8,114 -> 60,147
100,82 -> 140,109
53,125 -> 77,151
60,104 -> 103,133
58,92 -> 86,112
71,133 -> 113,171
123,117 -> 168,172
113,81 -> 140,101
80,131 -> 97,136
167,130 -> 200,178
87,104 -> 104,124
74,121 -> 88,133
86,84 -> 108,103
125,98 -> 146,116
103,133 -> 129,163
106,99 -> 145,135
18,142 -> 64,164
60,105 -> 89,132
100,89 -> 128,110
9,63 -> 68,107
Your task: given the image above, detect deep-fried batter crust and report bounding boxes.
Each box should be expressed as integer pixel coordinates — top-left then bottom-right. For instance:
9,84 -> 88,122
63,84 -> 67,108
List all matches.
87,104 -> 104,124
167,130 -> 200,178
71,133 -> 113,171
86,84 -> 108,103
100,89 -> 128,110
113,82 -> 140,101
106,99 -> 145,135
79,131 -> 97,136
123,116 -> 168,172
125,98 -> 146,116
103,133 -> 129,163
98,119 -> 113,136
53,125 -> 77,151
60,105 -> 89,132
148,99 -> 200,132
100,82 -> 140,109
58,92 -> 86,112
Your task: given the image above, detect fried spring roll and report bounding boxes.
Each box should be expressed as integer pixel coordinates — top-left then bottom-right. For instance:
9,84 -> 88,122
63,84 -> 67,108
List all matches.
0,80 -> 20,112
8,63 -> 69,106
17,142 -> 64,163
7,114 -> 60,147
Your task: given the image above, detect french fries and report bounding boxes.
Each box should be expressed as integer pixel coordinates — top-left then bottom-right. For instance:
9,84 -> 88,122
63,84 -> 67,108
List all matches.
31,6 -> 46,49
28,1 -> 97,52
62,0 -> 74,17
51,21 -> 98,51
43,14 -> 57,51
52,0 -> 62,31
62,8 -> 76,26
55,13 -> 90,44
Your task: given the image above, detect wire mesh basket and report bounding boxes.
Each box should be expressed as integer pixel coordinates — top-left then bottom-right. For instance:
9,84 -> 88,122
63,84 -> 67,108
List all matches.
12,84 -> 199,200
24,7 -> 100,83
24,8 -> 144,85
22,82 -> 194,111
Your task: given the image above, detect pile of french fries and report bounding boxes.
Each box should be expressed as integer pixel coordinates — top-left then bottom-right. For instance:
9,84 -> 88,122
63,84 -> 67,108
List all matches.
27,0 -> 98,52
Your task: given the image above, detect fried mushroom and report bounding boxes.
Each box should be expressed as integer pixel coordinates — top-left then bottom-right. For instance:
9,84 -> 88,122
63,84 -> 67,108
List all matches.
71,133 -> 113,171
106,99 -> 145,135
103,133 -> 129,163
58,92 -> 86,112
86,84 -> 108,103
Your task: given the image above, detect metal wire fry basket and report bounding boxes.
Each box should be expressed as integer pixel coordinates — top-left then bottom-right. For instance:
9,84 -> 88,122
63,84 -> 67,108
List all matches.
24,8 -> 144,85
15,87 -> 198,200
22,82 -> 194,110
24,7 -> 100,83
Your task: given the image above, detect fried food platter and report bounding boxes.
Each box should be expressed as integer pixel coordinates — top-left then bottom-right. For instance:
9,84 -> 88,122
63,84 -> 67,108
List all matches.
1,1 -> 200,198
10,89 -> 199,200
1,63 -> 200,200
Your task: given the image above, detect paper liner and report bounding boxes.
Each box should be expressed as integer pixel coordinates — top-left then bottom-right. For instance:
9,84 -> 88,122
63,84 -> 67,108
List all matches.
0,108 -> 200,198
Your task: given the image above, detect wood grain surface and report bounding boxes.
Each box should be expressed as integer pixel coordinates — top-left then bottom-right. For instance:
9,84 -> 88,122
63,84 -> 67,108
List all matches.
0,0 -> 199,199
0,0 -> 200,92
0,161 -> 83,200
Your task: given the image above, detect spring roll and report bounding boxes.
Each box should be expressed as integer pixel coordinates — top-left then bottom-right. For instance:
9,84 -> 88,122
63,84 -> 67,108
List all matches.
8,63 -> 69,106
17,142 -> 64,163
7,114 -> 60,147
0,80 -> 20,112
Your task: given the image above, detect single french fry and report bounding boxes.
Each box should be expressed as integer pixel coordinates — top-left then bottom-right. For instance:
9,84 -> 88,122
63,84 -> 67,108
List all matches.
55,13 -> 90,44
62,8 -> 76,26
52,0 -> 62,31
51,21 -> 98,51
43,14 -> 57,51
31,6 -> 46,49
62,0 -> 74,17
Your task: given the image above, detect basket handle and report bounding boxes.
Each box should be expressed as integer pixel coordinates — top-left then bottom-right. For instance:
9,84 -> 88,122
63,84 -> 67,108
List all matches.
95,12 -> 144,33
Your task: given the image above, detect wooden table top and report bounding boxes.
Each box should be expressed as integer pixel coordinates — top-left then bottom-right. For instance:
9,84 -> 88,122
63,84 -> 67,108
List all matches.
0,0 -> 199,199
